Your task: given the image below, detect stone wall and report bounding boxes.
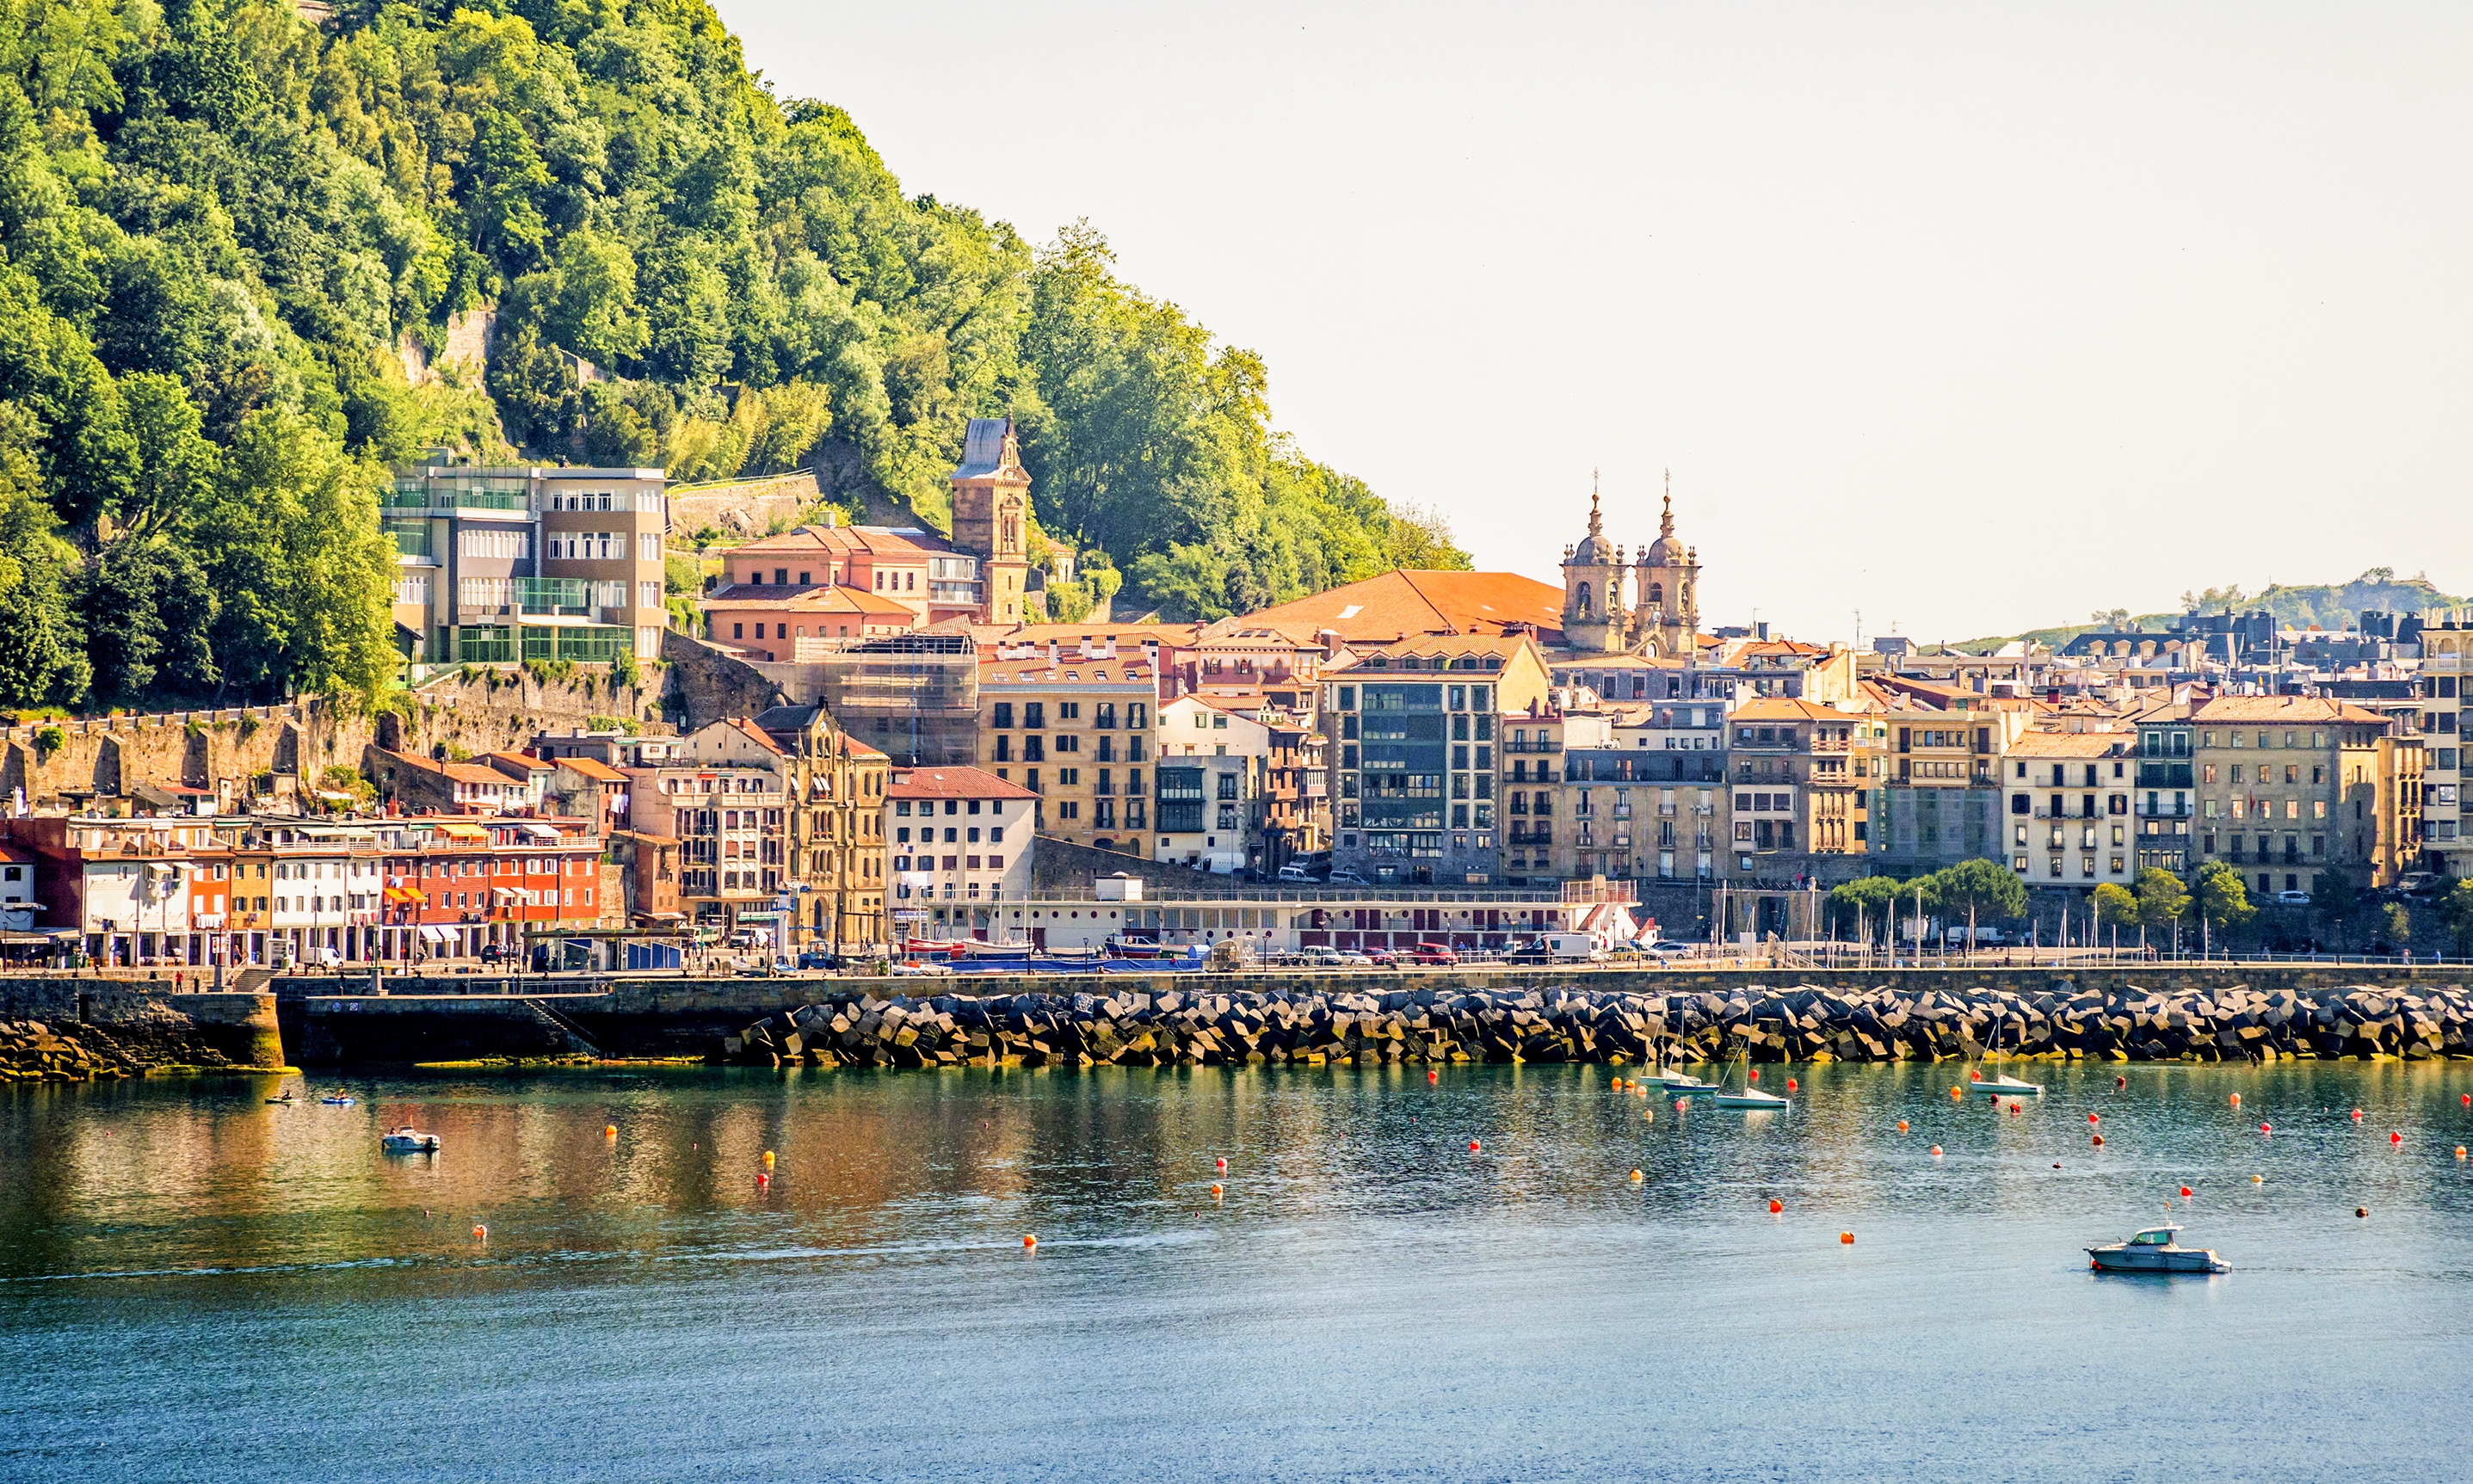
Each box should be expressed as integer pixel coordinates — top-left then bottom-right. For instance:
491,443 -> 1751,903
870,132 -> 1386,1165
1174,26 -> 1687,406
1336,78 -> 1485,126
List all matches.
0,667 -> 665,810
668,471 -> 826,540
662,630 -> 786,731
0,984 -> 283,1082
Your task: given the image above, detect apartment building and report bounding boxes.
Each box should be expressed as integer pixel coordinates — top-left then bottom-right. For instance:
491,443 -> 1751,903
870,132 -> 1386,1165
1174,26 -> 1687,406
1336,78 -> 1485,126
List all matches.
1497,706 -> 1618,884
1726,698 -> 1884,885
1870,687 -> 2032,872
386,461 -> 669,663
887,766 -> 1039,936
704,582 -> 921,659
976,643 -> 1159,855
626,718 -> 793,939
373,751 -> 529,815
1612,691 -> 1732,781
2413,614 -> 2472,876
1324,635 -> 1553,886
2189,696 -> 2421,894
1155,696 -> 1270,875
2001,730 -> 2139,891
2133,709 -> 2198,874
378,816 -> 603,964
753,705 -> 890,951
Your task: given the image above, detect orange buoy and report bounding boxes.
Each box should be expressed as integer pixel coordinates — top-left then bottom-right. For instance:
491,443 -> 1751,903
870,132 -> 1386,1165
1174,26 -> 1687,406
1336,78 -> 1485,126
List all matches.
762,1150 -> 775,1166
1839,1231 -> 1854,1245
1785,1078 -> 1798,1093
2229,1094 -> 2240,1107
1675,1098 -> 1689,1111
2092,1134 -> 2104,1147
1950,1087 -> 1963,1100
473,1224 -> 487,1239
2180,1185 -> 2192,1198
2456,1147 -> 2467,1161
1897,1120 -> 1909,1133
1630,1168 -> 1644,1182
1469,1139 -> 1481,1152
2253,1173 -> 2263,1183
2390,1130 -> 2403,1146
1211,1183 -> 1224,1198
604,1124 -> 617,1137
1644,1110 -> 1653,1123
2116,1075 -> 2126,1089
2008,1103 -> 2022,1117
1930,1146 -> 1943,1157
1024,1234 -> 1038,1248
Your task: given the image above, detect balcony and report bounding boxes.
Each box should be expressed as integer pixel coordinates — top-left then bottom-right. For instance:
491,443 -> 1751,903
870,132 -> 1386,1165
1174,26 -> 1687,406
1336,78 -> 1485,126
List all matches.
515,577 -> 592,617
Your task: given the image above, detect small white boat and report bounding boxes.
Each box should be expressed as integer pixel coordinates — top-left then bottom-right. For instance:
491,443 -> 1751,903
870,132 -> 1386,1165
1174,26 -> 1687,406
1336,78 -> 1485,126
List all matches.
1970,1073 -> 2043,1096
380,1127 -> 441,1153
1655,1072 -> 1724,1094
1713,1087 -> 1791,1110
2086,1224 -> 2227,1274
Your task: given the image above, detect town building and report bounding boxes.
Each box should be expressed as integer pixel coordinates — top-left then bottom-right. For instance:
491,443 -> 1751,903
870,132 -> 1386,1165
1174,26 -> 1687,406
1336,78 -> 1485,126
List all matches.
1558,484 -> 1702,659
1868,684 -> 2033,873
2133,706 -> 2199,875
2188,696 -> 2421,895
752,705 -> 890,951
976,642 -> 1159,856
385,460 -> 669,665
2412,613 -> 2472,877
2001,730 -> 2140,892
606,830 -> 682,923
702,579 -> 922,659
626,718 -> 793,942
947,417 -> 1033,626
1153,696 -> 1272,875
372,751 -> 528,816
1725,697 -> 1884,887
1323,634 -> 1553,886
886,765 -> 1038,938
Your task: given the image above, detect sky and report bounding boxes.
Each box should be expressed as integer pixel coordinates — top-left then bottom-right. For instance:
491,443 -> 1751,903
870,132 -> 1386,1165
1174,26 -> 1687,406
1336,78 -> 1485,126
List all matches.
715,1 -> 2473,644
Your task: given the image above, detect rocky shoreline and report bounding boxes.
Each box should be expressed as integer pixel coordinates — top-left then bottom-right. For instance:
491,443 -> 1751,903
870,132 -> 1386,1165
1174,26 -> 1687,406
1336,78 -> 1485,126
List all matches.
0,1018 -> 272,1084
714,981 -> 2473,1069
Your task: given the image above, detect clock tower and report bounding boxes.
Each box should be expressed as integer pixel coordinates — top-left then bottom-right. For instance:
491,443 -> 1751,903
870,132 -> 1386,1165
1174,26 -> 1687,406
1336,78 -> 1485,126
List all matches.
950,416 -> 1032,625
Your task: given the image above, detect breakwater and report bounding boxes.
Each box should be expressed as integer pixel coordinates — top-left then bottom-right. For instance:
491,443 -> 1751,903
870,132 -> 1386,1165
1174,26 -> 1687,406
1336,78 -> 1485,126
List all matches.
287,967 -> 2473,1068
0,984 -> 285,1083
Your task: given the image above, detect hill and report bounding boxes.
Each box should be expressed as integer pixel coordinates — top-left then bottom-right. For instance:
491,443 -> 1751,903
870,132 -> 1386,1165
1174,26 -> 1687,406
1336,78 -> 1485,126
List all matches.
0,0 -> 1459,714
1940,570 -> 2463,655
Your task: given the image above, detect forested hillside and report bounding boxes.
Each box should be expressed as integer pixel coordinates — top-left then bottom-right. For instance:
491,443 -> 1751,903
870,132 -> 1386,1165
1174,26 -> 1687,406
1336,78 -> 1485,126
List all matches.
0,0 -> 1455,714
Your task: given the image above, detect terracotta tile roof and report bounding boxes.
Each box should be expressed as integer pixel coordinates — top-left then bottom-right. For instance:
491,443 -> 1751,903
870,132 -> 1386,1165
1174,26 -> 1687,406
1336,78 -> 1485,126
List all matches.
442,762 -> 510,785
2006,730 -> 2137,757
2194,696 -> 2393,725
557,755 -> 629,783
1327,633 -> 1544,668
1730,697 -> 1876,722
977,660 -> 1156,686
727,524 -> 957,559
701,582 -> 918,618
886,766 -> 1039,802
832,732 -> 887,760
723,717 -> 789,754
484,751 -> 551,772
1239,570 -> 1564,644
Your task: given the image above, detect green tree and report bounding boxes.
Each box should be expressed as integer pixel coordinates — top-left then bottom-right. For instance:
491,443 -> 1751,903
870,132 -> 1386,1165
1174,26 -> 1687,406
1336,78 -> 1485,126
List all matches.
2132,866 -> 2189,933
2092,882 -> 2140,929
1828,875 -> 1904,942
2192,861 -> 2255,945
2381,902 -> 2411,949
77,537 -> 217,708
1930,857 -> 2026,943
2436,880 -> 2473,955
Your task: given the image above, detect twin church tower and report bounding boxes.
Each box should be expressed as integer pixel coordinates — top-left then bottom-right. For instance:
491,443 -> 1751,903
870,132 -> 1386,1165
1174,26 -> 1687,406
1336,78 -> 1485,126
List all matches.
1559,476 -> 1701,658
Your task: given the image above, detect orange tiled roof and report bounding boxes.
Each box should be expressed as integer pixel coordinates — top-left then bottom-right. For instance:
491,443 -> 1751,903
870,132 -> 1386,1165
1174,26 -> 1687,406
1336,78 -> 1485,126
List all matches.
1239,570 -> 1564,644
2194,697 -> 2392,725
886,766 -> 1038,801
557,755 -> 629,783
725,524 -> 957,560
700,582 -> 917,619
2007,730 -> 2136,757
1729,697 -> 1877,722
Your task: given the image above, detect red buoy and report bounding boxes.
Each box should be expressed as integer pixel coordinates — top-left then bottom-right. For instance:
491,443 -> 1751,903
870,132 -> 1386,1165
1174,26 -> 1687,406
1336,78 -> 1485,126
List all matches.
1839,1231 -> 1854,1245
2088,1113 -> 2100,1124
1749,1068 -> 1760,1082
2115,1075 -> 2126,1089
1930,1146 -> 1943,1157
1216,1157 -> 1228,1171
2180,1186 -> 2192,1198
1970,1069 -> 1983,1082
2351,1109 -> 2364,1121
1428,1069 -> 1440,1084
1785,1078 -> 1798,1093
2462,1093 -> 2470,1107
2260,1123 -> 2272,1135
1024,1234 -> 1037,1249
1897,1120 -> 1910,1133
1469,1140 -> 1480,1152
2092,1134 -> 2104,1147
2390,1130 -> 2403,1145
2008,1102 -> 2022,1117
1768,1198 -> 1783,1214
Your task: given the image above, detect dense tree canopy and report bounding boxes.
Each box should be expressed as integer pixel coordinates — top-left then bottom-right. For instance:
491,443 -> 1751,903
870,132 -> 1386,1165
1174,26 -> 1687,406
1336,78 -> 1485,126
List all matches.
0,0 -> 1455,710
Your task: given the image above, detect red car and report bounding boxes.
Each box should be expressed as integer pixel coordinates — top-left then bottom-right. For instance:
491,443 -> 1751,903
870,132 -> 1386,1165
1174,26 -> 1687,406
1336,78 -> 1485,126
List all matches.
1361,949 -> 1400,968
1409,942 -> 1459,966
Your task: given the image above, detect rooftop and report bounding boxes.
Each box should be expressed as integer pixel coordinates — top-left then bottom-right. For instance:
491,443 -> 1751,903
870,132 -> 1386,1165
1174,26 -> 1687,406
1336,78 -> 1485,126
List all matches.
886,765 -> 1039,802
1240,570 -> 1564,645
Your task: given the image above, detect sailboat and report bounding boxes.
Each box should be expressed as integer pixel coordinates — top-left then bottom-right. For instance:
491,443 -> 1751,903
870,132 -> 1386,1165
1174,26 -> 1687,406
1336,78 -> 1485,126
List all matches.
1644,1034 -> 1722,1094
1712,1045 -> 1790,1110
1968,1021 -> 2043,1097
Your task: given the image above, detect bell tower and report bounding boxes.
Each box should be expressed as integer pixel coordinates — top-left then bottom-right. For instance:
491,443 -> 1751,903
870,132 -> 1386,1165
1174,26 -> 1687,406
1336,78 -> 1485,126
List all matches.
949,416 -> 1031,625
1633,471 -> 1700,659
1559,476 -> 1626,654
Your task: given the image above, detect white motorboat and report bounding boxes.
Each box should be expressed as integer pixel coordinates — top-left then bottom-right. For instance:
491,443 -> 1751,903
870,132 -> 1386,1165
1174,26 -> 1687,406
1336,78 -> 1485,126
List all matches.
1970,1072 -> 2043,1096
1713,1087 -> 1791,1110
380,1127 -> 441,1153
2086,1224 -> 2227,1274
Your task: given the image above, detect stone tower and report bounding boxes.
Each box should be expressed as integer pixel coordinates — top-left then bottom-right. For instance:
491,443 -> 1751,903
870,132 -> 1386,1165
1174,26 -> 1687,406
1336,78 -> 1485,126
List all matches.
1559,483 -> 1627,654
1632,479 -> 1699,659
949,416 -> 1031,625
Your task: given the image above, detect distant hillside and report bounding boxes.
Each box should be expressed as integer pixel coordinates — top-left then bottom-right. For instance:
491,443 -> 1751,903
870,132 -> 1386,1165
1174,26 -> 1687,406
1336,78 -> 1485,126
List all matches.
1942,570 -> 2464,655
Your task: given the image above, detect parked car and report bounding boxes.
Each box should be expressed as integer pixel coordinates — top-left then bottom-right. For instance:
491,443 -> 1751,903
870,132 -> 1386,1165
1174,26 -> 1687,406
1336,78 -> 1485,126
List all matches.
2273,890 -> 2313,907
1643,939 -> 1698,958
1277,863 -> 1317,883
1409,942 -> 1459,966
2397,872 -> 2441,899
1361,949 -> 1399,968
797,950 -> 839,970
1327,870 -> 1370,887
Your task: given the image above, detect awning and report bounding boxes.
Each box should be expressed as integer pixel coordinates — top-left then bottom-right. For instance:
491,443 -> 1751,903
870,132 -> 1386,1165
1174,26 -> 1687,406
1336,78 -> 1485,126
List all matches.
434,822 -> 487,840
492,886 -> 523,902
384,886 -> 426,904
734,911 -> 781,922
419,926 -> 452,944
521,823 -> 561,840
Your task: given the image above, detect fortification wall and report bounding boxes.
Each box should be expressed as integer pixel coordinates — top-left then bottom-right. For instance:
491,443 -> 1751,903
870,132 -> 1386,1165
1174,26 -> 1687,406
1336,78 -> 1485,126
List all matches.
668,471 -> 823,539
0,984 -> 283,1081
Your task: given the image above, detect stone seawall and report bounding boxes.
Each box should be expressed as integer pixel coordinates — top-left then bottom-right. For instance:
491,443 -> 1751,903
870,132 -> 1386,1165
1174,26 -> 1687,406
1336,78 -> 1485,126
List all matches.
0,984 -> 284,1083
292,964 -> 2473,1069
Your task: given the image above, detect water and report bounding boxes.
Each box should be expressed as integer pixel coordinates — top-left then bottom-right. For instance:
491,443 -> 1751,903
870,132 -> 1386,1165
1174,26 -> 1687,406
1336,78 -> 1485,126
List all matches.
3,1060 -> 2470,1482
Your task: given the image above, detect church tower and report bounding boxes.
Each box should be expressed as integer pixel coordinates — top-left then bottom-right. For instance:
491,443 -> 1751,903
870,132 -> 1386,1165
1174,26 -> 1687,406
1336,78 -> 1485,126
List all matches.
949,416 -> 1032,625
1559,481 -> 1627,654
1632,475 -> 1700,659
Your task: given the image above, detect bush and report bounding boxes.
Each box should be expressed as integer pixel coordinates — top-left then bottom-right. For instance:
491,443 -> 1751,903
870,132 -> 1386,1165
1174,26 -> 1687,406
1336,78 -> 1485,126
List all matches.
34,725 -> 65,758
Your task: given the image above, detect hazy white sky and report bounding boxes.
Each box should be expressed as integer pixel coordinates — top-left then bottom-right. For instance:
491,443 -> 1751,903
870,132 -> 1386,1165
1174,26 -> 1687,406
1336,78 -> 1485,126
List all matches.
716,1 -> 2472,643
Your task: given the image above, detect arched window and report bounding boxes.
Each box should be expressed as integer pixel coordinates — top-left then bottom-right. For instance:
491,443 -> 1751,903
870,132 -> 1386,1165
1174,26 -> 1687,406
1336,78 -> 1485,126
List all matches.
1576,582 -> 1592,618
1646,582 -> 1663,608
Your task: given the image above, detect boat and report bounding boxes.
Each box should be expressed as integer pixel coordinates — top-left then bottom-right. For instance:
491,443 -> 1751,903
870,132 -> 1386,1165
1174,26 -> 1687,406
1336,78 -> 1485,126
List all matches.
265,1092 -> 297,1105
318,1093 -> 355,1106
2086,1224 -> 2228,1274
1711,1048 -> 1790,1111
380,1127 -> 441,1153
1640,1036 -> 1724,1094
1970,1072 -> 2044,1097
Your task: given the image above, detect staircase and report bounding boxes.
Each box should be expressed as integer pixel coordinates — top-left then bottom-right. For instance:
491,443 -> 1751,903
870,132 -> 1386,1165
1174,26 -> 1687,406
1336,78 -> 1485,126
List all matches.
521,998 -> 607,1058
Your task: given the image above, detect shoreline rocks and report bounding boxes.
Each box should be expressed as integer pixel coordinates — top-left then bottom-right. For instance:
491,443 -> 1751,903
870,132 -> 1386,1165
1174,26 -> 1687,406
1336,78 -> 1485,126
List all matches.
710,982 -> 2473,1070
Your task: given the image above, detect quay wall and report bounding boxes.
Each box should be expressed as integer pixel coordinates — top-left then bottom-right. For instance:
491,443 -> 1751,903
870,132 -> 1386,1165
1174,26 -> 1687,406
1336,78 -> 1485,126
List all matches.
287,964 -> 2473,1069
0,983 -> 284,1082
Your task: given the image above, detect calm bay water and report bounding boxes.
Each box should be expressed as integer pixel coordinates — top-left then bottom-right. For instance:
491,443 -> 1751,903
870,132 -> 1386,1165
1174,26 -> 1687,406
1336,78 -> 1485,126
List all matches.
3,1059 -> 2470,1482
